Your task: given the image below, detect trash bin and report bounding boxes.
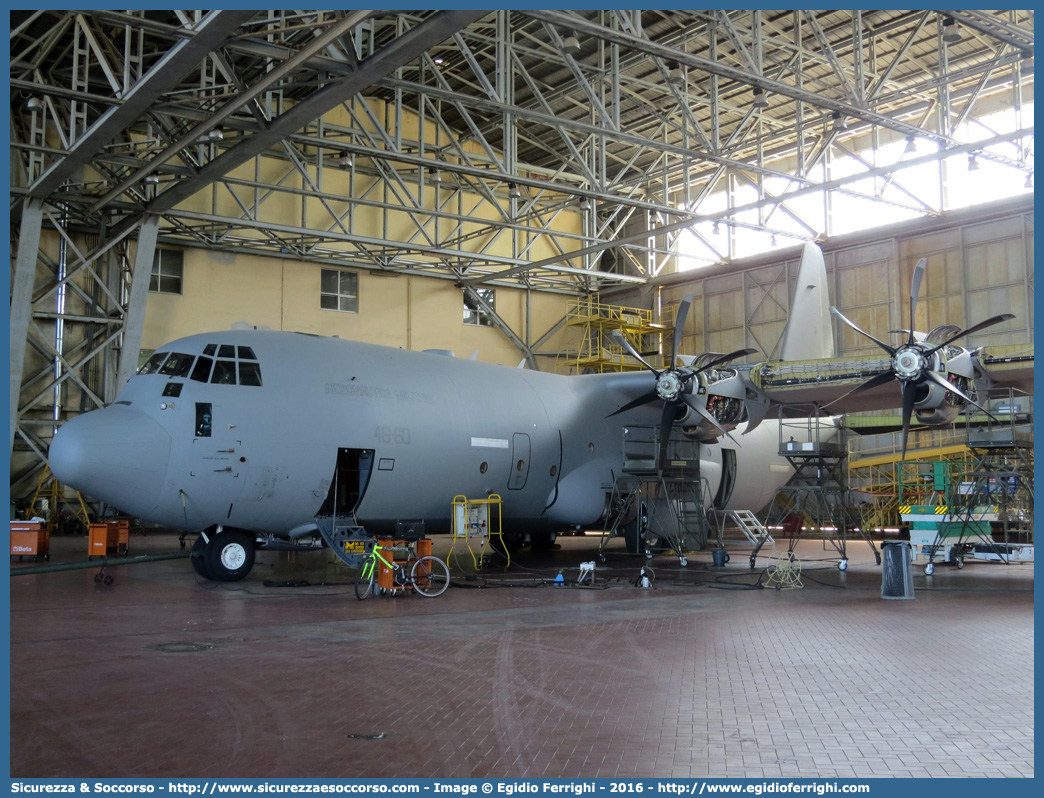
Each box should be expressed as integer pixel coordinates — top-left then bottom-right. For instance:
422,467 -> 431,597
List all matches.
881,540 -> 914,600
712,548 -> 728,567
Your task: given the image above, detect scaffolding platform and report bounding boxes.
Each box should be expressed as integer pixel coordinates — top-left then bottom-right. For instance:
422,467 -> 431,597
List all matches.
755,405 -> 878,571
598,426 -> 710,564
557,298 -> 667,374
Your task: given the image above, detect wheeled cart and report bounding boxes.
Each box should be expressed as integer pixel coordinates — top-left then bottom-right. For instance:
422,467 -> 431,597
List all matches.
10,521 -> 50,561
377,538 -> 432,593
88,521 -> 130,558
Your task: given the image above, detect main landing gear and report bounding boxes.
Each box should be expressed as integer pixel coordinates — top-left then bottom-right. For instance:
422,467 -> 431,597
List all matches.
190,527 -> 256,582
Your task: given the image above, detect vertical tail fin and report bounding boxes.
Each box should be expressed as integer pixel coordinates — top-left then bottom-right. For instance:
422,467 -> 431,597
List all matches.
780,242 -> 836,361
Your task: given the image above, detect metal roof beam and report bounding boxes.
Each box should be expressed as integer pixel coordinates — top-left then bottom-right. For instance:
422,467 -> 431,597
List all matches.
26,9 -> 256,200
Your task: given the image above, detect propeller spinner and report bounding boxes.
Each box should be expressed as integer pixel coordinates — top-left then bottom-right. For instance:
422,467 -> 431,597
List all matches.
828,257 -> 1013,460
608,295 -> 757,472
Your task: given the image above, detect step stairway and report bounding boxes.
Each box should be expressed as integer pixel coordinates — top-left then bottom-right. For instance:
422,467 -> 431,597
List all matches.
720,509 -> 775,548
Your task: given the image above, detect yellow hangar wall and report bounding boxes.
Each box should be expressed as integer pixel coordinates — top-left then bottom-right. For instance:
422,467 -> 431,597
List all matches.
139,96 -> 581,367
141,249 -> 573,369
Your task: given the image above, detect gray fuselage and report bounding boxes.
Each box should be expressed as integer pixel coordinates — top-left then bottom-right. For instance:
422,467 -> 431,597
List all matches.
49,331 -> 803,539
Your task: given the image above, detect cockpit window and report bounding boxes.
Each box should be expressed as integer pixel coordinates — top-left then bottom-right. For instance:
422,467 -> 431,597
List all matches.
203,344 -> 217,356
239,362 -> 263,387
138,352 -> 169,375
218,344 -> 236,358
158,352 -> 195,378
195,403 -> 212,438
190,356 -> 213,383
211,360 -> 237,384
238,346 -> 257,360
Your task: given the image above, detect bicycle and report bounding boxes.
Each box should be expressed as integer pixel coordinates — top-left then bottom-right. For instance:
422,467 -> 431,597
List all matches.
355,539 -> 451,600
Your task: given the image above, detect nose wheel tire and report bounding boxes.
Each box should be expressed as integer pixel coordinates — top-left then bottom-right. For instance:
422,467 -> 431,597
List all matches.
203,530 -> 255,582
190,534 -> 214,580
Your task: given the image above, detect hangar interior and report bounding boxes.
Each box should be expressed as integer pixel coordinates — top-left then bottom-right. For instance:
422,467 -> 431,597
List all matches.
7,9 -> 1036,780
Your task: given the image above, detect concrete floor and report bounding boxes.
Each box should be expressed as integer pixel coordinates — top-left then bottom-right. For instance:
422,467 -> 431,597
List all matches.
9,529 -> 1034,779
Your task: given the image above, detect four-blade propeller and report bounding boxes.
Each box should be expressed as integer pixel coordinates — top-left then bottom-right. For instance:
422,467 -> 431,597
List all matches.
608,294 -> 756,472
828,257 -> 1013,460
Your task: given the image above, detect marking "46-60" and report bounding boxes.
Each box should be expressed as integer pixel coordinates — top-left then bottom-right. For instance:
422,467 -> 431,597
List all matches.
374,425 -> 411,445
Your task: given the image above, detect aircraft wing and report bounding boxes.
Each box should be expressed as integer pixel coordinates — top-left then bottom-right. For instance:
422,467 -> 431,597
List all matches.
978,344 -> 1035,395
749,343 -> 1034,414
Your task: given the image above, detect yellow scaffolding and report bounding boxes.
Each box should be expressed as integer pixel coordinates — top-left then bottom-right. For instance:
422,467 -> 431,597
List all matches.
27,466 -> 92,533
848,432 -> 975,532
555,298 -> 667,374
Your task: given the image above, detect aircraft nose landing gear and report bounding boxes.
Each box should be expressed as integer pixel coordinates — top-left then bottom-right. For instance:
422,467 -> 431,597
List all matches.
191,527 -> 256,582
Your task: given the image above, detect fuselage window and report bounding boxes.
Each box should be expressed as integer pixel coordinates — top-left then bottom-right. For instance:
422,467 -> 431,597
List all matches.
238,362 -> 263,387
211,360 -> 237,385
159,352 -> 195,378
138,352 -> 168,375
195,403 -> 213,438
238,346 -> 257,360
190,356 -> 213,383
218,344 -> 236,358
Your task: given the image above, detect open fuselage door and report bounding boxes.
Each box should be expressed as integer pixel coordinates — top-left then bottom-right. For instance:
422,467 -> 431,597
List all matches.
314,447 -> 375,566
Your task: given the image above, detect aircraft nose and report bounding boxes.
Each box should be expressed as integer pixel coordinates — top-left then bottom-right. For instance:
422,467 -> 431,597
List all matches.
49,406 -> 172,513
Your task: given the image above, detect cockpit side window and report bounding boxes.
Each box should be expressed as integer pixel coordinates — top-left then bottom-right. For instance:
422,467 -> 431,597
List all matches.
159,352 -> 195,378
211,360 -> 237,384
203,344 -> 217,356
238,362 -> 263,387
190,356 -> 213,383
138,352 -> 169,375
195,403 -> 212,438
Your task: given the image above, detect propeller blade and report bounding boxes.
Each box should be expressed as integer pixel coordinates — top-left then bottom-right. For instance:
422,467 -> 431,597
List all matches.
825,369 -> 895,408
923,314 -> 1016,357
907,257 -> 926,345
607,391 -> 660,418
610,330 -> 659,375
676,393 -> 740,446
899,381 -> 918,461
681,393 -> 728,436
741,393 -> 771,435
657,401 -> 677,472
693,348 -> 759,374
922,369 -> 1000,423
671,294 -> 693,367
830,307 -> 896,356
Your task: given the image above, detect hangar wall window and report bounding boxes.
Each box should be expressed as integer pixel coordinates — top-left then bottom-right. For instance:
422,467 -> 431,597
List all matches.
320,268 -> 358,313
149,249 -> 183,294
464,288 -> 495,327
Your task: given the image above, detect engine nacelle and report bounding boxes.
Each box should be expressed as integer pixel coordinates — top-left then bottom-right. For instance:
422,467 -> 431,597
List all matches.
678,371 -> 747,442
912,369 -> 973,425
914,403 -> 961,426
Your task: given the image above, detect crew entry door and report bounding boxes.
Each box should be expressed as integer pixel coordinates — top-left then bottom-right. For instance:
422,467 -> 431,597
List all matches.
508,433 -> 530,490
318,448 -> 375,518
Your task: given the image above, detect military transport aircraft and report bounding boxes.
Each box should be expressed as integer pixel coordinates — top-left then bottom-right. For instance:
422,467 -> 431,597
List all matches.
47,243 -> 1032,581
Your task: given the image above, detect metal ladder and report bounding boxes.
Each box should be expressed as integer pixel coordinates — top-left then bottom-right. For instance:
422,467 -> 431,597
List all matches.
724,509 -> 775,547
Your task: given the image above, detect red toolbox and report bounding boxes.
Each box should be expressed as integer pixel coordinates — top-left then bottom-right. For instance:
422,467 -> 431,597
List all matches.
88,522 -> 129,558
10,521 -> 50,560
